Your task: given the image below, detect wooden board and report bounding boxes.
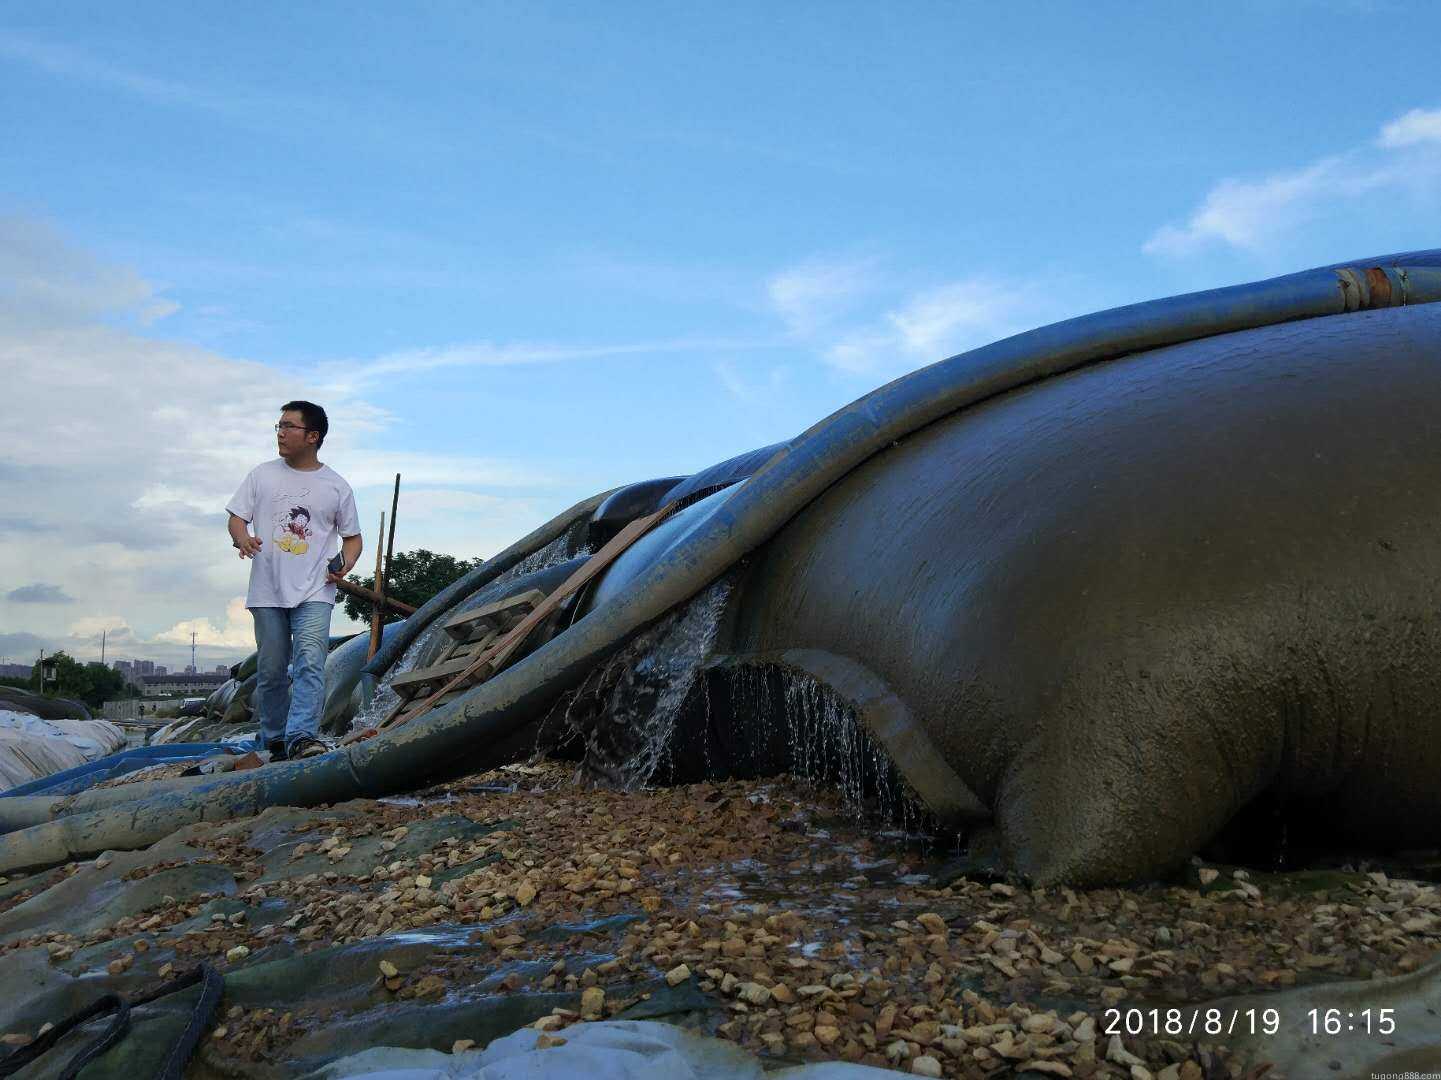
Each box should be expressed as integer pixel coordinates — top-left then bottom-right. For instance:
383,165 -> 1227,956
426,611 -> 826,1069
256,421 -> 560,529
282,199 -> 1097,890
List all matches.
389,654 -> 485,697
441,589 -> 546,640
391,501 -> 680,729
345,500 -> 680,746
445,628 -> 500,660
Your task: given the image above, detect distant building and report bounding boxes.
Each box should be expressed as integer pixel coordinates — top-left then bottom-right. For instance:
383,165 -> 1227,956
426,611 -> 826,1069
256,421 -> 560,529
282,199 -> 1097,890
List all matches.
215,664 -> 229,674
140,672 -> 229,697
0,662 -> 32,680
155,665 -> 167,676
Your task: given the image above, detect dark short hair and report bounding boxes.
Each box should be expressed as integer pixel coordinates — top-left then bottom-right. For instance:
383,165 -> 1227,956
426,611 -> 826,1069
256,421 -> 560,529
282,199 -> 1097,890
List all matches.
281,400 -> 328,447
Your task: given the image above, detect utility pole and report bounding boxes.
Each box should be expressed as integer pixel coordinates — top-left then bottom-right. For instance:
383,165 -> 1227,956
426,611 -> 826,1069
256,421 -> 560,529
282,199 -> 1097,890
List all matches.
190,630 -> 197,673
101,629 -> 106,666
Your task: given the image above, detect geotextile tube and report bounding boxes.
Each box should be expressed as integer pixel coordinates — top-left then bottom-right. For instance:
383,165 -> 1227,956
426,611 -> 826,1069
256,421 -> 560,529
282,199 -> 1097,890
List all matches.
3,252 -> 1441,876
360,488 -> 618,682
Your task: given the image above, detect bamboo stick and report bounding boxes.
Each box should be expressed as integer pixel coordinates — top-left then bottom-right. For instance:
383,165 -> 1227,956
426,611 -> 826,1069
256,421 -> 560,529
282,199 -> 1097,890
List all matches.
368,511 -> 386,659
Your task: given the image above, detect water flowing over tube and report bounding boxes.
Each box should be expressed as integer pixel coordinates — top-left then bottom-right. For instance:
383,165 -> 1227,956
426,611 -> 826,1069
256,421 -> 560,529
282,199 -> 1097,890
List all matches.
3,252 -> 1439,873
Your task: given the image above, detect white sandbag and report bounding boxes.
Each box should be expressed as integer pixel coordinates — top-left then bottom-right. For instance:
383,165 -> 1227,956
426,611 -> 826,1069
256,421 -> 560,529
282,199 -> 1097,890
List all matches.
0,712 -> 125,761
304,1020 -> 899,1080
0,729 -> 89,792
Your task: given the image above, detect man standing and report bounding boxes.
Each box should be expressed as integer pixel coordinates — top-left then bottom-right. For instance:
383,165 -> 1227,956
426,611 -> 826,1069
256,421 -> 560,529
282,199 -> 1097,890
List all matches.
226,401 -> 362,760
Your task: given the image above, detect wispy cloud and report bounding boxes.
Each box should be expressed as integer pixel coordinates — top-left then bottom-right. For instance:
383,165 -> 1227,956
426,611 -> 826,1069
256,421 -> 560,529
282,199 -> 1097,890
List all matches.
1145,104 -> 1441,257
311,336 -> 779,397
712,358 -> 791,405
1378,107 -> 1441,149
765,256 -> 1056,377
827,278 -> 1037,374
767,257 -> 879,338
0,30 -> 312,127
0,31 -> 199,105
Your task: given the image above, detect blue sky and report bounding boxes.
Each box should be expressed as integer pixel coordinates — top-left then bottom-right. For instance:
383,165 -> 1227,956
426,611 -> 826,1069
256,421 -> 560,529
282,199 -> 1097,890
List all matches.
2,1 -> 1439,669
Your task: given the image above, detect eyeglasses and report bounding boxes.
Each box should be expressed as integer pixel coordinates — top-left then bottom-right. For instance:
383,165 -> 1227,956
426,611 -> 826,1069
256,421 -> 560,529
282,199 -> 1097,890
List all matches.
275,423 -> 312,433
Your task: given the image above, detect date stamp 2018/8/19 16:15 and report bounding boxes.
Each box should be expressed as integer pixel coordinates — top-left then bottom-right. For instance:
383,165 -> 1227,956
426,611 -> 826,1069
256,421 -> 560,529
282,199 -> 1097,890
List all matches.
1103,1007 -> 1397,1038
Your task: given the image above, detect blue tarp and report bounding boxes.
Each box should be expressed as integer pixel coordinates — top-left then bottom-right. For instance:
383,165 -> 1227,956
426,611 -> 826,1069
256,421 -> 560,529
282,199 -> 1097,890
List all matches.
0,742 -> 246,798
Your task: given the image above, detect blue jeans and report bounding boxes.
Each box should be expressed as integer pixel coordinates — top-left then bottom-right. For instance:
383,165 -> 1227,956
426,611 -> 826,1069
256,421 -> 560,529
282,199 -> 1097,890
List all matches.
251,603 -> 331,750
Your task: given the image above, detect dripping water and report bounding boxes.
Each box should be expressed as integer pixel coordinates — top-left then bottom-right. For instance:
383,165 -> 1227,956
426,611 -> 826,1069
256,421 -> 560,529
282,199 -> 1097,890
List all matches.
495,534 -> 588,586
713,662 -> 930,837
557,578 -> 733,789
350,631 -> 430,730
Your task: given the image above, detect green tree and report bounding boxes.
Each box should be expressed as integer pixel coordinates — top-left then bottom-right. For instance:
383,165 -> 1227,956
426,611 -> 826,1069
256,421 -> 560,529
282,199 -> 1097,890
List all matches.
340,548 -> 484,625
27,651 -> 135,709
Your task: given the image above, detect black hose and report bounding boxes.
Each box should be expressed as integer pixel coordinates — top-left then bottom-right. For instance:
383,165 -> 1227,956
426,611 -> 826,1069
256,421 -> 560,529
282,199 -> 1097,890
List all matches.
0,963 -> 222,1080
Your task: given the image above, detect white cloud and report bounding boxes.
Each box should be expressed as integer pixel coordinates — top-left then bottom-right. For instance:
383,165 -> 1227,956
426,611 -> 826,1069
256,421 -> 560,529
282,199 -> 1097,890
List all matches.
66,615 -> 134,639
820,277 -> 1036,376
1146,104 -> 1441,257
888,280 -> 1022,358
313,336 -> 774,397
372,488 -> 555,563
0,218 -> 573,666
155,597 -> 255,650
767,257 -> 878,337
1378,107 -> 1441,148
764,252 -> 1065,378
0,215 -> 178,324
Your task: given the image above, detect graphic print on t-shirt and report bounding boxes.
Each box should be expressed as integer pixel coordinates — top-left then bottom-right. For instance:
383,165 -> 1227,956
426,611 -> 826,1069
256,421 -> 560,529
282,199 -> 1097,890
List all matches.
270,490 -> 314,555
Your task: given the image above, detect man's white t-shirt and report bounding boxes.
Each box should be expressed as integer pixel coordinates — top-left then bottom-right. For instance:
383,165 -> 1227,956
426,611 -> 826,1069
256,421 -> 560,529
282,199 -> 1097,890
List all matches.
226,459 -> 361,609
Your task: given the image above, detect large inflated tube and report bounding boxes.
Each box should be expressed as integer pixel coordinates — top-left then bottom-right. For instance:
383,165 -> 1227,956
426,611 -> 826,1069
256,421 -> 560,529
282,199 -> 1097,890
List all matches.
322,619 -> 407,733
360,489 -> 617,683
660,442 -> 785,507
589,477 -> 688,547
3,254 -> 1439,873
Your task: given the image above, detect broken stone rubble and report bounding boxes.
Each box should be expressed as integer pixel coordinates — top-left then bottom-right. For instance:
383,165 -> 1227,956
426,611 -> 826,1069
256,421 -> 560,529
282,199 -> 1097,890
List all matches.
2,763 -> 1440,1078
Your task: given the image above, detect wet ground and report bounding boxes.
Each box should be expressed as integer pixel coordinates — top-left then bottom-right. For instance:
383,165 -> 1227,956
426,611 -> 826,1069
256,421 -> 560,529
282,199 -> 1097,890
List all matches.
2,762 -> 1440,1078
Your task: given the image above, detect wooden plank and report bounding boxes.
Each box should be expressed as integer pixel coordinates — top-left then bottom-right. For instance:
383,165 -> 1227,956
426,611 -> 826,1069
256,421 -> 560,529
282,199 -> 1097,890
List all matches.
442,589 -> 546,640
447,628 -> 500,661
344,501 -> 680,747
390,654 -> 481,695
387,501 -> 680,732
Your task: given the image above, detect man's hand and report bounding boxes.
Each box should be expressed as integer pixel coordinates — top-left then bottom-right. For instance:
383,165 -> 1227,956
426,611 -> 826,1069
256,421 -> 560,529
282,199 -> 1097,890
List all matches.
235,536 -> 263,559
329,534 -> 363,586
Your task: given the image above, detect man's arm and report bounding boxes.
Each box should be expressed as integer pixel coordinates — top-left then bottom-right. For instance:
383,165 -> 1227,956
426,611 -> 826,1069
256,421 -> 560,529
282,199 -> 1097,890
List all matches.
229,513 -> 262,559
329,533 -> 363,582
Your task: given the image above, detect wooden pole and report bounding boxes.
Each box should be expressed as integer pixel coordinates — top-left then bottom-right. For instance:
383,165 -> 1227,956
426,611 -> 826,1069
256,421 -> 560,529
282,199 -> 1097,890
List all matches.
368,511 -> 386,660
367,475 -> 401,660
335,577 -> 415,616
383,473 -> 400,605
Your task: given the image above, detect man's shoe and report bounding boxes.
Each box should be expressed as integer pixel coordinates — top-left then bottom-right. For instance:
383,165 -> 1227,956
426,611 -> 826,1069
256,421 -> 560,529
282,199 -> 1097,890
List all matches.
287,736 -> 328,760
266,739 -> 286,761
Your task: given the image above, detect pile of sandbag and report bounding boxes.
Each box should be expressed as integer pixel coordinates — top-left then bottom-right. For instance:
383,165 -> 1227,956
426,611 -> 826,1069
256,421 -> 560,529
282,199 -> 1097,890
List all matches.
0,710 -> 127,792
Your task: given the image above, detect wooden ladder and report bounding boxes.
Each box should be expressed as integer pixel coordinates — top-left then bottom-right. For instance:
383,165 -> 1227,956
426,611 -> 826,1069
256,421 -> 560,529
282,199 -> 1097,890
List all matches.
343,500 -> 679,744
